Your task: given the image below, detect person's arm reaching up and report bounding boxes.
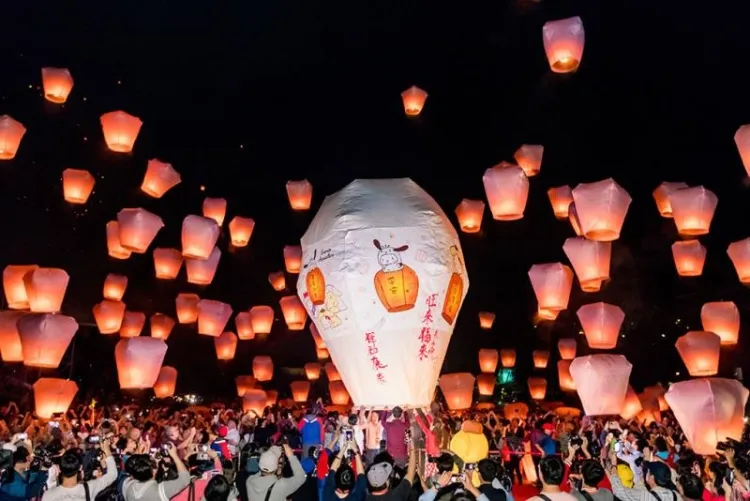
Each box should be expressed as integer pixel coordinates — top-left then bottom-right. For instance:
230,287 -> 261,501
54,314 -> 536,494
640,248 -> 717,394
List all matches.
159,442 -> 191,499
279,444 -> 307,496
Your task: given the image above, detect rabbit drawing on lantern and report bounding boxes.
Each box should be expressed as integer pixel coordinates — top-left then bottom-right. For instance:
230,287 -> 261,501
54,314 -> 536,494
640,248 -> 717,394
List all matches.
317,285 -> 347,330
372,239 -> 420,313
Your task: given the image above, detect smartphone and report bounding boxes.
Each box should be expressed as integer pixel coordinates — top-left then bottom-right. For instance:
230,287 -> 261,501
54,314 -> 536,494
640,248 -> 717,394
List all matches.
200,444 -> 209,452
345,430 -> 353,441
150,447 -> 158,455
161,444 -> 170,455
89,436 -> 100,443
48,421 -> 60,428
726,469 -> 735,485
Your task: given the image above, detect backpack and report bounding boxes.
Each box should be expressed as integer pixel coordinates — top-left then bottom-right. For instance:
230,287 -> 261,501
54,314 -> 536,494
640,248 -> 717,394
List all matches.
94,476 -> 126,501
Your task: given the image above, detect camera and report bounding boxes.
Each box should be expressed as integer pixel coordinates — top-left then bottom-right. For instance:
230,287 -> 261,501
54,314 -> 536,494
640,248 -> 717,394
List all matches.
30,448 -> 53,471
88,435 -> 101,444
717,438 -> 747,455
570,436 -> 584,448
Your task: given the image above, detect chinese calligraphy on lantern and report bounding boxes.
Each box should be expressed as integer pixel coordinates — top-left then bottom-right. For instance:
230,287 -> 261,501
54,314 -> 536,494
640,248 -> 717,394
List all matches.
418,294 -> 439,361
365,331 -> 387,384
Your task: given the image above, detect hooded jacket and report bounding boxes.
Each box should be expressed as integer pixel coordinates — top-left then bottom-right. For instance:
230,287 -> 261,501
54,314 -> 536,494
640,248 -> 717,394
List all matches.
246,452 -> 306,501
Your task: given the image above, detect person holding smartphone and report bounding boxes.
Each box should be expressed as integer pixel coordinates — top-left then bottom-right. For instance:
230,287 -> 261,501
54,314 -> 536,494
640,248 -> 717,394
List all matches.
122,442 -> 190,501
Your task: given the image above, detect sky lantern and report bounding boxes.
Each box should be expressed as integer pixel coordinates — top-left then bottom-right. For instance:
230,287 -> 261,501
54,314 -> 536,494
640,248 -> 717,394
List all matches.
41,67 -> 74,103
533,350 -> 550,369
18,313 -> 77,368
202,197 -> 227,226
329,381 -> 351,405
571,178 -> 632,242
24,268 -> 69,313
33,378 -> 77,419
558,360 -> 575,391
120,311 -> 146,338
701,301 -> 740,346
305,362 -> 322,380
317,347 -> 329,359
186,247 -> 221,285
286,180 -> 313,210
478,348 -> 499,373
100,111 -> 142,153
103,273 -> 127,301
115,337 -> 167,389
253,355 -> 274,382
197,299 -> 232,337
455,199 -> 486,233
528,377 -> 547,400
638,391 -> 662,425
229,216 -> 255,247
672,240 -> 706,277
175,293 -> 200,323
266,391 -> 278,407
401,85 -> 428,117
0,311 -> 25,362
235,312 -> 255,340
563,237 -> 611,292
268,272 -> 286,291
291,381 -> 311,403
214,331 -> 238,360
500,348 -> 516,368
734,126 -> 750,176
676,331 -> 721,376
141,159 -> 181,198
668,186 -> 718,236
666,378 -> 749,455
297,179 -> 468,407
153,366 -> 177,398
577,302 -> 625,349
558,338 -> 577,360
153,248 -> 182,279
478,311 -> 495,330
483,163 -> 529,220
235,375 -> 256,397
310,323 -> 326,349
439,373 -> 475,410
62,169 -> 96,204
620,386 -> 643,420
570,354 -> 632,415
92,300 -> 126,334
242,389 -> 268,415
280,296 -> 306,330
0,115 -> 26,160
568,202 -> 583,236
249,305 -> 274,334
652,182 -> 689,218
3,265 -> 39,309
514,145 -> 543,177
283,246 -> 302,274
182,215 -> 220,260
117,208 -> 164,253
542,16 -> 585,73
325,362 -> 342,381
106,221 -> 132,260
727,238 -> 750,284
528,263 -> 574,320
476,374 -> 495,396
547,186 -> 573,219
150,313 -> 175,340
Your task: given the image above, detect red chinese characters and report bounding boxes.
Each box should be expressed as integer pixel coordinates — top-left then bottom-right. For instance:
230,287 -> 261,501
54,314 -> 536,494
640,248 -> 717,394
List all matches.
365,331 -> 387,384
418,294 -> 439,361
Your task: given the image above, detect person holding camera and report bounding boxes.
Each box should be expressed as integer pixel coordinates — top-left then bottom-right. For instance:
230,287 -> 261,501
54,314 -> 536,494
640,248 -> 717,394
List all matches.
323,438 -> 366,500
246,443 -> 306,501
570,460 -> 613,501
42,436 -> 116,501
122,442 -> 190,501
0,445 -> 48,501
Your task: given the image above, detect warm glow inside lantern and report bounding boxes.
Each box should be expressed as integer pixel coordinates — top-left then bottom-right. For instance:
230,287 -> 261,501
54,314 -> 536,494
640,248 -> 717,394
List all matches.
283,246 -> 302,274
229,217 -> 255,247
439,373 -> 475,410
253,356 -> 274,382
24,268 -> 69,313
568,202 -> 583,236
235,375 -> 256,397
153,248 -> 182,279
150,314 -> 175,340
571,179 -> 631,242
570,354 -> 632,415
478,311 -> 495,330
291,381 -> 311,403
653,182 -> 689,218
542,16 -> 585,73
182,215 -> 220,260
701,301 -> 740,346
214,331 -> 238,360
547,186 -> 573,219
620,386 -> 643,420
280,296 -> 306,330
735,125 -> 750,176
107,221 -> 132,260
672,240 -> 706,277
329,381 -> 350,405
186,247 -> 221,285
310,323 -> 326,349
727,238 -> 750,284
250,306 -> 274,334
577,302 -> 624,350
175,293 -> 200,323
0,311 -> 24,362
483,163 -> 529,221
533,350 -> 550,369
235,312 -> 255,340
103,273 -> 127,301
268,272 -> 286,291
141,159 -> 181,198
514,145 -> 543,177
153,366 -> 177,398
33,378 -> 78,419
325,362 -> 342,381
478,348 -> 498,373
558,338 -> 577,360
62,169 -> 95,204
197,299 -> 232,337
3,265 -> 38,309
558,360 -> 575,391
563,237 -> 611,292
500,349 -> 516,368
100,111 -> 142,153
120,311 -> 146,338
668,186 -> 718,236
117,208 -> 164,254
286,180 -> 313,210
93,300 -> 126,334
676,331 -> 721,376
0,115 -> 26,160
115,338 -> 167,389
317,347 -> 329,359
528,263 -> 574,318
41,68 -> 74,104
401,86 -> 428,116
242,389 -> 268,415
202,198 -> 227,226
305,362 -> 322,380
477,374 -> 495,396
528,377 -> 547,400
18,313 -> 77,368
455,199 -> 486,233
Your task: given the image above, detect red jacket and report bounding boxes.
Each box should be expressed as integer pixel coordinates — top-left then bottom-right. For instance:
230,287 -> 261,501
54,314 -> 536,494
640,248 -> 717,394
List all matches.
414,413 -> 440,457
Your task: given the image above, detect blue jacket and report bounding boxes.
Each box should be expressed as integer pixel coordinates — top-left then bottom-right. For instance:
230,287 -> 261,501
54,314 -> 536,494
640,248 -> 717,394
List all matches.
0,469 -> 47,501
299,415 -> 322,445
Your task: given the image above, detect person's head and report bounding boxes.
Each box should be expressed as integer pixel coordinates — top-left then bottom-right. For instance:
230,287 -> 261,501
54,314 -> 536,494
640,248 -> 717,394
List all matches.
125,454 -> 156,482
258,448 -> 281,476
227,420 -> 237,431
204,475 -> 231,501
165,425 -> 180,442
581,460 -> 605,489
542,423 -> 554,436
538,456 -> 565,487
366,461 -> 394,493
708,461 -> 727,495
335,465 -> 355,492
644,461 -> 675,490
12,447 -> 31,472
478,459 -> 498,484
654,436 -> 668,453
392,407 -> 403,420
128,427 -> 141,442
634,438 -> 648,452
59,450 -> 83,480
430,402 -> 440,415
678,473 -> 704,501
348,414 -> 358,426
436,453 -> 455,474
369,412 -> 380,424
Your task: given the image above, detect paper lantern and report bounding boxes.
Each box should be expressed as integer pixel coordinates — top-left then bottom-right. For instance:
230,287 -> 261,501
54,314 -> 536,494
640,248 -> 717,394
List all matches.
266,390 -> 278,407
476,374 -> 495,396
24,268 -> 69,313
439,373 -> 475,410
676,331 -> 721,376
119,311 -> 146,338
653,182 -> 689,218
483,163 -> 529,221
115,338 -> 167,389
150,314 -> 175,340
197,299 -> 232,337
117,208 -> 164,253
280,296 -> 306,330
563,237 -> 611,292
175,293 -> 200,323
672,240 -> 706,277
547,186 -> 573,219
283,246 -> 302,274
568,202 -> 583,236
214,331 -> 238,360
637,391 -> 662,425
0,311 -> 25,362
325,362 -> 341,381
533,350 -> 549,369
41,68 -> 74,103
103,273 -> 127,301
558,360 -> 575,391
310,323 -> 326,349
477,348 -> 498,374
666,378 -> 749,455
182,215 -> 220,259
291,381 -> 311,403
620,386 -> 643,420
153,248 -> 182,279
250,305 -> 274,334
140,159 -> 181,198
18,313 -> 77,368
0,115 -> 26,160
93,300 -> 126,334
153,366 -> 177,398
229,217 -> 255,247
268,272 -> 286,291
62,169 -> 95,204
500,349 -> 516,368
329,381 -> 350,405
305,362 -> 322,380
401,86 -> 428,116
186,247 -> 221,285
33,378 -> 77,419
701,301 -> 740,346
286,180 -> 313,210
235,312 -> 255,340
528,377 -> 547,400
253,355 -> 274,382
106,221 -> 132,260
242,389 -> 268,415
734,125 -> 750,176
558,338 -> 577,360
235,375 -> 256,397
317,347 -> 329,359
577,302 -> 624,349
3,265 -> 39,309
100,111 -> 142,153
202,198 -> 227,226
514,145 -> 543,177
455,199 -> 485,233
528,263 -> 574,319
569,354 -> 632,415
542,16 -> 585,73
668,186 -> 718,236
571,179 -> 631,242
727,238 -> 750,283
297,179 -> 469,407
659,395 -> 669,411
478,311 -> 495,330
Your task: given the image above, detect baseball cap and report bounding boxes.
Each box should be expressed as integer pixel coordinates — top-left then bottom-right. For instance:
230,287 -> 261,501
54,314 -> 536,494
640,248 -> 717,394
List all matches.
542,423 -> 554,431
259,447 -> 281,473
366,461 -> 394,488
217,425 -> 227,438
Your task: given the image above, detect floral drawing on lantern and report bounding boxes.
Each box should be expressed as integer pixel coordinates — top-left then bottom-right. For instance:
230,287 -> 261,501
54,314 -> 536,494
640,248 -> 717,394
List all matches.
441,245 -> 465,325
372,239 -> 420,313
303,249 -> 326,306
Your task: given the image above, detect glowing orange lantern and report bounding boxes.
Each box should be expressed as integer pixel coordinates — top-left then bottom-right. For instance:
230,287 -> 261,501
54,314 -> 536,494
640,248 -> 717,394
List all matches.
253,356 -> 274,382
478,311 -> 495,330
186,247 -> 221,285
659,395 -> 669,411
558,338 -> 577,360
310,323 -> 325,349
569,354 -> 632,415
558,360 -> 575,391
152,248 -> 182,280
153,366 -> 177,398
676,331 -> 720,376
24,268 -> 69,313
533,350 -> 550,369
330,381 -> 350,405
268,272 -> 286,291
33,378 -> 78,419
455,199 -> 486,233
242,389 -> 268,415
528,377 -> 547,400
93,300 -> 126,334
266,390 -> 278,407
728,238 -> 750,283
250,305 -> 274,334
283,246 -> 302,274
571,179 -> 631,242
672,240 -> 706,277
514,145 -> 543,177
140,159 -> 181,198
229,216 -> 255,247
117,208 -> 164,253
701,301 -> 740,346
735,125 -> 750,176
115,337 -> 167,389
286,180 -> 313,210
41,68 -> 74,104
0,311 -> 24,362
214,331 -> 238,360
3,265 -> 39,309
106,221 -> 132,260
483,162 -> 529,221
280,296 -> 306,330
100,111 -> 142,153
0,115 -> 26,160
202,197 -> 227,226
653,182 -> 689,218
305,362 -> 321,380
401,86 -> 428,117
18,313 -> 77,368
500,349 -> 516,368
103,273 -> 127,301
477,374 -> 495,396
62,169 -> 95,204
478,349 -> 498,373
542,16 -> 585,73
291,381 -> 311,403
317,347 -> 329,359
528,263 -> 574,319
439,373 -> 475,410
175,293 -> 200,323
576,302 -> 624,349
182,215 -> 220,259
325,362 -> 341,381
235,375 -> 256,397
668,186 -> 718,236
563,237 -> 611,292
548,186 -> 573,219
620,386 -> 643,420
150,314 -> 175,340
197,299 -> 232,337
120,311 -> 146,338
235,312 -> 255,340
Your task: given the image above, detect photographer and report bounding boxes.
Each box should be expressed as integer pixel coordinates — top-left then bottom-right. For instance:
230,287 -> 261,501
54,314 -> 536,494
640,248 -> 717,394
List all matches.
323,439 -> 365,500
0,446 -> 48,501
246,443 -> 306,501
42,437 -> 116,501
570,460 -> 613,501
122,443 -> 190,501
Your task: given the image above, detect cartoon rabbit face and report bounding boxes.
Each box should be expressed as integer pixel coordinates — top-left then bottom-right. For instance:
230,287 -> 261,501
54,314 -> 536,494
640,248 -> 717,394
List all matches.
373,239 -> 409,273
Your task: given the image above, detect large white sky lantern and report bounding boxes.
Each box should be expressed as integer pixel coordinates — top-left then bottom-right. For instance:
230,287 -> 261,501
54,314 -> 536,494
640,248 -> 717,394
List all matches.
570,354 -> 632,415
297,179 -> 469,407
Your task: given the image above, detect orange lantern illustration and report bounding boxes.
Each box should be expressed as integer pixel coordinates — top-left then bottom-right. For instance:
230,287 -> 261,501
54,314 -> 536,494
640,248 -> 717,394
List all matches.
0,115 -> 26,160
728,238 -> 750,283
528,263 -> 574,319
182,215 -> 220,260
62,169 -> 95,204
0,311 -> 24,362
242,389 -> 268,415
280,296 -> 306,330
455,199 -> 486,233
676,331 -> 721,376
548,186 -> 573,219
483,163 -> 529,220
250,305 -> 274,334
372,239 -> 420,313
563,237 -> 611,292
235,312 -> 255,340
316,347 -> 329,359
310,323 -> 326,349
175,293 -> 200,323
329,381 -> 350,405
439,373 -> 475,410
93,300 -> 126,334
478,349 -> 498,373
528,377 -> 547,400
117,208 -> 164,254
304,257 -> 326,305
153,248 -> 182,279
569,354 -> 633,415
284,246 -> 302,274
18,313 -> 77,368
186,247 -> 221,285
202,197 -> 227,226
34,378 -> 77,418
671,240 -> 706,277
568,202 -> 583,236
533,350 -> 550,369
150,314 -> 175,340
100,111 -> 142,153
267,271 -> 285,292
106,221 -> 132,260
478,311 -> 495,330
558,338 -> 577,360
229,216 -> 255,247
701,301 -> 740,346
620,386 -> 643,420
576,302 -> 624,350
735,125 -> 750,176
571,179 -> 631,242
120,311 -> 146,338
291,381 -> 311,403
141,159 -> 181,198
653,182 -> 689,218
286,180 -> 313,210
24,268 -> 69,313
153,366 -> 178,398
558,360 -> 575,392
3,264 -> 39,309
253,355 -> 274,382
41,68 -> 74,104
214,331 -> 238,360
542,16 -> 585,73
668,186 -> 718,236
103,273 -> 127,301
197,299 -> 232,337
235,375 -> 256,397
324,362 -> 341,381
514,145 -> 543,177
115,337 -> 167,389
305,362 -> 322,380
401,86 -> 428,117
477,374 -> 496,396
500,349 -> 516,368
441,246 -> 465,325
